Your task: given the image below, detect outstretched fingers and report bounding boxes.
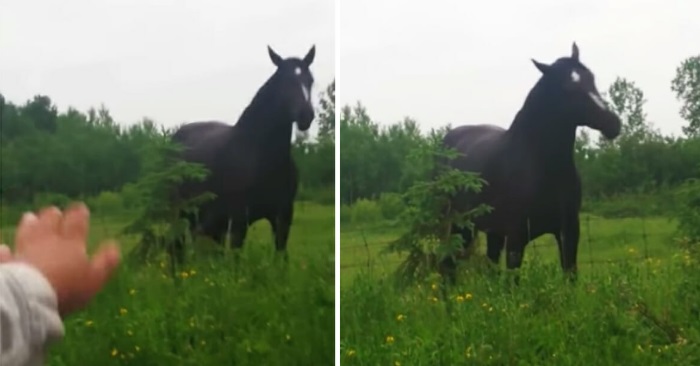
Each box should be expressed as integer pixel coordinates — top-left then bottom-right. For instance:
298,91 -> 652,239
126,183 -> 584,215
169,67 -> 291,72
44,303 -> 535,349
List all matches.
0,244 -> 12,263
86,241 -> 121,294
60,202 -> 90,244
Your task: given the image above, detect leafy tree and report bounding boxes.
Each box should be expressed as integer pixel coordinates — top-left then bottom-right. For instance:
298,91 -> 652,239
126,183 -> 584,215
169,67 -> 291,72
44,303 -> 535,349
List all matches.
671,55 -> 700,137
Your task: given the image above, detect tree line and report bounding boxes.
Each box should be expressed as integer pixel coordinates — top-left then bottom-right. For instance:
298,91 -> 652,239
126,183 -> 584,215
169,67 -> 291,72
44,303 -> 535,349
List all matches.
0,80 -> 336,222
340,55 -> 700,218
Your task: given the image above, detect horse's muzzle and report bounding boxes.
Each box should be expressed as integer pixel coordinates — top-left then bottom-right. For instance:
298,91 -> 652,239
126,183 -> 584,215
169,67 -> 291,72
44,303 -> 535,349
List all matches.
297,110 -> 315,131
588,110 -> 622,140
599,113 -> 622,140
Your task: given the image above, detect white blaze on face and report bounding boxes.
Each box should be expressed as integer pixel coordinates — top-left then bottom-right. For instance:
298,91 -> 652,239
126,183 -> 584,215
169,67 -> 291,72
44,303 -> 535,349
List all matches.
571,70 -> 580,83
294,66 -> 311,103
588,92 -> 607,110
301,83 -> 310,103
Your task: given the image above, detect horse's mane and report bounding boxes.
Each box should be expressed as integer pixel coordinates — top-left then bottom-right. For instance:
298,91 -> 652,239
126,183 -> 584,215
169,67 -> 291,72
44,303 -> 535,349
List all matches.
234,70 -> 283,129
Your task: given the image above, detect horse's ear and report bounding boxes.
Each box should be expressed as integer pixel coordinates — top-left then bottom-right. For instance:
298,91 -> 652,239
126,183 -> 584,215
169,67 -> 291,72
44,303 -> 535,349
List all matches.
571,42 -> 579,61
268,46 -> 283,67
303,45 -> 316,66
531,59 -> 551,74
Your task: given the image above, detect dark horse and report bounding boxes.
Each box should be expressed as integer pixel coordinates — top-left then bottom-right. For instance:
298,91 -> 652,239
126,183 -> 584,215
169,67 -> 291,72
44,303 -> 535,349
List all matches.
440,43 -> 622,283
170,45 -> 316,263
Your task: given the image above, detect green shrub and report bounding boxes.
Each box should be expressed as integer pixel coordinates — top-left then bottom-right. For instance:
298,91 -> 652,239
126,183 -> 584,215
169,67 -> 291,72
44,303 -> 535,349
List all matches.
350,199 -> 383,225
87,191 -> 125,215
377,192 -> 404,220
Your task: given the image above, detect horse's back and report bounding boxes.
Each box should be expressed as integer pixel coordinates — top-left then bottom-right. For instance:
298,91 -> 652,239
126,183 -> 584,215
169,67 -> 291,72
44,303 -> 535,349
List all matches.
444,124 -> 506,170
172,121 -> 231,153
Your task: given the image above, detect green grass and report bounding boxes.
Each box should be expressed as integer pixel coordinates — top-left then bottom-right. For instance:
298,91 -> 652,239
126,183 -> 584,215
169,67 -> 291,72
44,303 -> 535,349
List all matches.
1,201 -> 335,365
340,214 -> 677,287
340,214 -> 700,365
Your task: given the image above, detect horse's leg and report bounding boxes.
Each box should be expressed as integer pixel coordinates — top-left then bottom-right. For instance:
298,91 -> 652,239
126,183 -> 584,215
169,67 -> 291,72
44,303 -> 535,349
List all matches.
169,210 -> 194,273
199,213 -> 228,245
503,229 -> 531,286
485,232 -> 505,264
270,204 -> 293,263
558,211 -> 580,282
439,224 -> 475,286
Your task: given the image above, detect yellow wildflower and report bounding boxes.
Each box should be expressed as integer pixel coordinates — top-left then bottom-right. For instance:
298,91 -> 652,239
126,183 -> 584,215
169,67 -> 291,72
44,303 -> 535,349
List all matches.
346,349 -> 356,357
465,293 -> 473,300
111,348 -> 118,357
456,295 -> 464,303
180,271 -> 189,279
396,314 -> 406,322
119,308 -> 128,316
85,320 -> 94,327
386,335 -> 395,344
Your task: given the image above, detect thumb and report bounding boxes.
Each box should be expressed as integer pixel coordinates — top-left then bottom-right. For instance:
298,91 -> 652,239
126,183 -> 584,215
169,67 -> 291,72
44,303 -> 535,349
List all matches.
86,242 -> 121,294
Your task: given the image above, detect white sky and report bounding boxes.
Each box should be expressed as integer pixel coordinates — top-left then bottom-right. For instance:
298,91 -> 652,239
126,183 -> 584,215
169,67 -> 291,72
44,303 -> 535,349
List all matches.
0,0 -> 335,130
340,0 -> 698,137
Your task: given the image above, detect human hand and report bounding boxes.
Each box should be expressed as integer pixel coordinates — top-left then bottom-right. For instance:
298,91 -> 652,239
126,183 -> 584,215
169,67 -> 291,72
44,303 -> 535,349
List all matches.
0,242 -> 12,262
12,202 -> 121,316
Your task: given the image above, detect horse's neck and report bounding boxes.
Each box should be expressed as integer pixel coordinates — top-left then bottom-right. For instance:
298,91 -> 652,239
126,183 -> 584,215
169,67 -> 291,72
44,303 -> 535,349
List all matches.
507,104 -> 577,172
233,97 -> 294,159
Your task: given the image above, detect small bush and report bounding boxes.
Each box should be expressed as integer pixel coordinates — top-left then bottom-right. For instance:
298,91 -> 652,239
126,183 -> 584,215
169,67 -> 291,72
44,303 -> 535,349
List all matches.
350,199 -> 383,225
87,191 -> 125,216
377,192 -> 404,220
673,178 -> 700,242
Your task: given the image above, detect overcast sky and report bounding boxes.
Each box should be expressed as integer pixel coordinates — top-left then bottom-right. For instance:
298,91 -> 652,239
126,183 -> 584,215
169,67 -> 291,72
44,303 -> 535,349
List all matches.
341,0 -> 698,137
1,0 -> 335,130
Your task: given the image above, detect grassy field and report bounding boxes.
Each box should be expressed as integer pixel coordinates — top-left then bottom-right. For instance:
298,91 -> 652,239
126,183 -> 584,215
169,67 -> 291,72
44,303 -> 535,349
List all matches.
1,201 -> 335,365
340,213 -> 700,365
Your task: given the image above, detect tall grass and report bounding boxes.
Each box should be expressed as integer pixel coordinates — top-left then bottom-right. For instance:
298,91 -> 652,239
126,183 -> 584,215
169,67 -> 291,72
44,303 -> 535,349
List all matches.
341,255 -> 700,365
2,202 -> 335,366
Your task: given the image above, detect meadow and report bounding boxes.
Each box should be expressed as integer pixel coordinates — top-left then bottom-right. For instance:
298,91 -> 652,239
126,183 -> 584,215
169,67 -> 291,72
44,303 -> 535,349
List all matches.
1,86 -> 336,365
1,201 -> 335,365
339,200 -> 700,365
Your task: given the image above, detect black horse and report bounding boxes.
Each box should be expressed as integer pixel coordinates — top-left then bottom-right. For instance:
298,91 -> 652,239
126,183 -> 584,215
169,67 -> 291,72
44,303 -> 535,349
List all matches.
440,43 -> 621,283
170,45 -> 316,263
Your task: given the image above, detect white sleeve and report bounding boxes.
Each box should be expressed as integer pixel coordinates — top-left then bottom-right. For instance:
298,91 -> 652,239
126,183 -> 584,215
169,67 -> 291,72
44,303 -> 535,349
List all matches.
0,263 -> 64,366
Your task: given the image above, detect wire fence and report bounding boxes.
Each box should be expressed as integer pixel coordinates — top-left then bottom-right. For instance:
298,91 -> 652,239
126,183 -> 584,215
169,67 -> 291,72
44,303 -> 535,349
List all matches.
340,214 -> 679,271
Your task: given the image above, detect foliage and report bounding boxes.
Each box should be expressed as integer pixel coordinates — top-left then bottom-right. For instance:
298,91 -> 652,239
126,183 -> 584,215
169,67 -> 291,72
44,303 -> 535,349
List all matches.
349,199 -> 383,225
120,131 -> 215,265
671,55 -> 700,137
672,179 -> 700,242
341,256 -> 700,365
381,138 -> 491,283
31,203 -> 333,366
377,192 -> 404,221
